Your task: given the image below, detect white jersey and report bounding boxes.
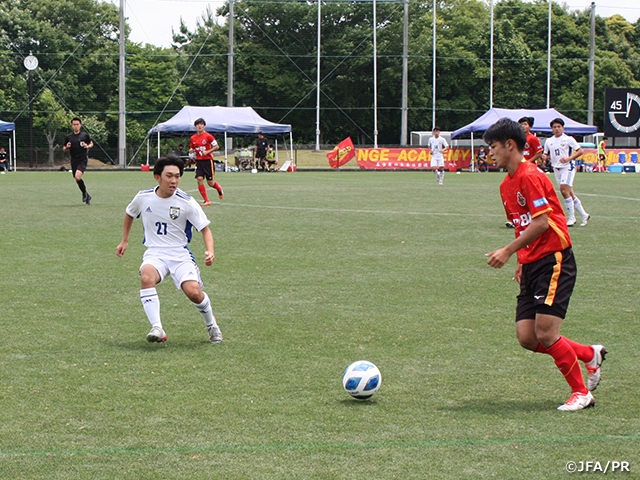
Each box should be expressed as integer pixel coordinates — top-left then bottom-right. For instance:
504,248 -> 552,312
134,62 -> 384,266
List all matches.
125,187 -> 210,248
428,136 -> 448,160
543,133 -> 580,170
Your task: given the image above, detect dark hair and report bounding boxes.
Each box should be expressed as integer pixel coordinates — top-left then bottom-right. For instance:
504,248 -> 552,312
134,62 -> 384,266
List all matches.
483,118 -> 526,152
194,118 -> 206,126
71,117 -> 82,124
550,117 -> 565,127
153,155 -> 184,177
433,126 -> 441,132
518,116 -> 534,127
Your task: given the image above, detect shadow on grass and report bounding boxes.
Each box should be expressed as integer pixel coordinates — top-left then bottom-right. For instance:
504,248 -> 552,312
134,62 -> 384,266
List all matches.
109,338 -> 224,352
338,398 -> 381,407
441,397 -> 556,414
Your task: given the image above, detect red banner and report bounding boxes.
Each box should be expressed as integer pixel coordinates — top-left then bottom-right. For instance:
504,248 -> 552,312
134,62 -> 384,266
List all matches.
327,137 -> 356,168
356,148 -> 473,170
353,147 -> 639,170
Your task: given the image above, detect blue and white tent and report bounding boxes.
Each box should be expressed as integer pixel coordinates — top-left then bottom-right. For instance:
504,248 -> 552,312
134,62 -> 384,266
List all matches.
451,107 -> 597,138
146,106 -> 293,165
0,120 -> 16,171
149,106 -> 291,136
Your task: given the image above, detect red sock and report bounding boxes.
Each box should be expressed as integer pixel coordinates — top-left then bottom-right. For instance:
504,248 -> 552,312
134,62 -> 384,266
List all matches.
198,184 -> 209,202
536,337 -> 593,363
560,337 -> 593,363
213,181 -> 222,194
546,337 -> 588,394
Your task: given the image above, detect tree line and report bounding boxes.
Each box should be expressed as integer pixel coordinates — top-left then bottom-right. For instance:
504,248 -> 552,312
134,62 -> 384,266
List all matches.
1,0 -> 639,165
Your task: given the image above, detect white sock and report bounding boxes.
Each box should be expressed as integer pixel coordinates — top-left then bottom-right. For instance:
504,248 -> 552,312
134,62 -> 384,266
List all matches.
564,197 -> 575,220
573,197 -> 587,216
194,292 -> 217,327
140,288 -> 162,328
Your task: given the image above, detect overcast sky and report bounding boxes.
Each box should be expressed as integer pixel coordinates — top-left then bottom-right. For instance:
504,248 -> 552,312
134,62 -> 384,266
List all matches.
111,0 -> 640,49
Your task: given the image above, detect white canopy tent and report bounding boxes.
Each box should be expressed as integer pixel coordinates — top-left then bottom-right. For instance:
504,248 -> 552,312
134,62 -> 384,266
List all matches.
146,106 -> 293,166
0,120 -> 17,171
451,108 -> 597,171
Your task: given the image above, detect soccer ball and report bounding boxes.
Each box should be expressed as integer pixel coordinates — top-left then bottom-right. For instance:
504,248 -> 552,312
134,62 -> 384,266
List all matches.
342,360 -> 382,400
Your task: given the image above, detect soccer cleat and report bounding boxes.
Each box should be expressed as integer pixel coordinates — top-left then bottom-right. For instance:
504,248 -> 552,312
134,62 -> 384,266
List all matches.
566,217 -> 576,227
206,324 -> 223,344
84,193 -> 92,205
146,326 -> 167,343
82,192 -> 87,203
201,201 -> 212,206
586,345 -> 607,391
217,188 -> 224,199
580,214 -> 591,227
505,221 -> 514,228
557,391 -> 595,411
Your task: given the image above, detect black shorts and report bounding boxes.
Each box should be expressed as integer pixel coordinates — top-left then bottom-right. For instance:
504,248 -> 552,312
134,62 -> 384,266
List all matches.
516,248 -> 576,321
71,159 -> 87,175
195,159 -> 214,180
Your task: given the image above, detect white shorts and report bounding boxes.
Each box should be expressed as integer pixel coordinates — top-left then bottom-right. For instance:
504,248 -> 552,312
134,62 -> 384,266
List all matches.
554,167 -> 575,187
141,247 -> 203,290
431,157 -> 445,168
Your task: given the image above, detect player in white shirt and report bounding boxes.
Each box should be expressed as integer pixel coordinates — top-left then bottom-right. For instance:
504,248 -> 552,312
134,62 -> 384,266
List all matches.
116,156 -> 222,344
428,127 -> 449,185
542,118 -> 590,227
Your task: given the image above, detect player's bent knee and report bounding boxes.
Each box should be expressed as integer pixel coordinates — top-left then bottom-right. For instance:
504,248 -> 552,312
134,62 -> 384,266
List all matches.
181,281 -> 203,303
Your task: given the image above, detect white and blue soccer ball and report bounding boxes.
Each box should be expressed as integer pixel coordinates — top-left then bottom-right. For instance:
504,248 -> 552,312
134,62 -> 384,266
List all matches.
342,360 -> 382,400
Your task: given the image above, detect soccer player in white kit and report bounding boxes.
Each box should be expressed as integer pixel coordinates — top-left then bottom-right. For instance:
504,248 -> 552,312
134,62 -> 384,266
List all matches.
542,118 -> 590,227
116,156 -> 222,344
428,127 -> 449,185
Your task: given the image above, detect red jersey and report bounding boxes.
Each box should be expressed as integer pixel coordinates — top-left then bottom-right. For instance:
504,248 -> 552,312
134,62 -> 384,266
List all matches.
500,161 -> 571,264
190,132 -> 218,161
523,132 -> 542,162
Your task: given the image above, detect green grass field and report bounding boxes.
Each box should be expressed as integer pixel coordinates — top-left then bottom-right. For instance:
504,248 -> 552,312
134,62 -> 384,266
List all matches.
0,170 -> 638,479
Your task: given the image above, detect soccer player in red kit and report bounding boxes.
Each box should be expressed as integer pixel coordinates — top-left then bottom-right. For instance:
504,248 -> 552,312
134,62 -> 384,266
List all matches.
484,118 -> 606,411
505,116 -> 544,228
189,118 -> 224,205
519,116 -> 542,164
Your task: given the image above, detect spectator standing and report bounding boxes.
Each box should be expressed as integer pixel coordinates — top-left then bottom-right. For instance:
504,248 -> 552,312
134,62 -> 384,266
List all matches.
255,132 -> 268,171
0,147 -> 8,173
597,137 -> 607,168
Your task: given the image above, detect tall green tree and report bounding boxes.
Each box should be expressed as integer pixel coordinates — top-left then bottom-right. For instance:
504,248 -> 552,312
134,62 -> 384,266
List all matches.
0,0 -> 119,152
33,88 -> 70,165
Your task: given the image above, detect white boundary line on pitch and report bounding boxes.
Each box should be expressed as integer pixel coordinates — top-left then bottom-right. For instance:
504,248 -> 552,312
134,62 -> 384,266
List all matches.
184,190 -> 640,218
579,193 -> 640,202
